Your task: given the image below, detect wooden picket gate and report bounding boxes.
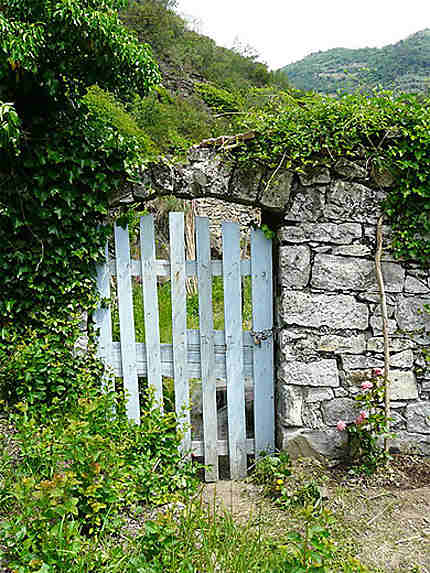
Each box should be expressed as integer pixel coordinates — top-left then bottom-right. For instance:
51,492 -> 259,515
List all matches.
94,213 -> 274,481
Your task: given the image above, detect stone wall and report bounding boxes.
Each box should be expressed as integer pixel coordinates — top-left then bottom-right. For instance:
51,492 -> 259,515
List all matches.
277,163 -> 430,460
193,197 -> 261,255
128,148 -> 430,461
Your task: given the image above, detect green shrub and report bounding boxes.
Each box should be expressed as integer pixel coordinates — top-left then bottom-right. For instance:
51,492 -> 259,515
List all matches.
195,82 -> 242,114
0,385 -> 199,570
0,315 -> 101,414
132,87 -> 225,154
84,85 -> 154,157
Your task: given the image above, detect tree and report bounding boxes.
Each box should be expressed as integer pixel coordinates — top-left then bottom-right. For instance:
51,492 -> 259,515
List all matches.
0,0 -> 160,333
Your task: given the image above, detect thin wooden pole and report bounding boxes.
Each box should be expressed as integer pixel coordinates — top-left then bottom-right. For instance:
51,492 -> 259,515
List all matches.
375,215 -> 391,454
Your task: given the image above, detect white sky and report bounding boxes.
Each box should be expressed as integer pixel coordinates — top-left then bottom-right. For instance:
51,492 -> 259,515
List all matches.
175,0 -> 430,70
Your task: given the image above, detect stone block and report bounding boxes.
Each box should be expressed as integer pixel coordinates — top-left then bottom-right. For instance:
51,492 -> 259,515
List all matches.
358,292 -> 397,305
390,350 -> 414,368
312,255 -> 404,292
279,359 -> 339,388
396,296 -> 430,332
281,291 -> 369,330
284,189 -> 324,222
279,245 -> 311,288
279,222 -> 362,244
369,315 -> 398,336
342,355 -> 384,370
390,371 -> 419,400
302,403 -> 326,429
389,432 -> 430,456
331,244 -> 371,257
299,167 -> 331,186
259,170 -> 293,209
367,337 -> 414,353
342,350 -> 414,370
334,387 -> 349,397
333,159 -> 368,180
317,334 -> 366,354
305,388 -> 335,403
321,398 -> 359,425
324,181 -> 384,222
345,370 -> 374,389
278,428 -> 347,460
406,402 -> 430,434
278,385 -> 303,427
405,276 -> 430,294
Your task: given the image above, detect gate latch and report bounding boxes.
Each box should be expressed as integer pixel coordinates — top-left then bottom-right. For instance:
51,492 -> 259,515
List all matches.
250,328 -> 274,346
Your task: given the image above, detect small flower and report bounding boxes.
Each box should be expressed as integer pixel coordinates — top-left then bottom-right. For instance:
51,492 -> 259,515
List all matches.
356,411 -> 368,425
372,368 -> 383,377
361,380 -> 373,390
276,479 -> 284,485
336,420 -> 347,431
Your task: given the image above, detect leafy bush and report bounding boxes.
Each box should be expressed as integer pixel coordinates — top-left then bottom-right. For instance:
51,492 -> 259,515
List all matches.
0,315 -> 100,414
336,369 -> 395,474
132,87 -> 227,154
195,82 -> 242,114
0,386 -> 199,570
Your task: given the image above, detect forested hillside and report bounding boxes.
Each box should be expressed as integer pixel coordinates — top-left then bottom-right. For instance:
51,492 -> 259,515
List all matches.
281,29 -> 430,95
113,0 -> 291,156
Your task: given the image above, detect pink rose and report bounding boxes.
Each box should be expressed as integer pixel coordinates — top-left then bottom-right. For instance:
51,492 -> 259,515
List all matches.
356,411 -> 368,425
372,368 -> 383,377
337,420 -> 347,431
361,380 -> 373,390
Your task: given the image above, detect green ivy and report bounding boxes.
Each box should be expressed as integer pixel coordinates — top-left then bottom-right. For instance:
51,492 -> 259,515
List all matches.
0,0 -> 160,344
235,91 -> 430,266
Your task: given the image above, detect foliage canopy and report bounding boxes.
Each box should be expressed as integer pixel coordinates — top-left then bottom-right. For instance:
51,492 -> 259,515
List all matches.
0,0 -> 160,337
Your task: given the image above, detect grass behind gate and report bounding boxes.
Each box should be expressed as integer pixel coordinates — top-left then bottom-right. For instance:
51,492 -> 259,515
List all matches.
112,275 -> 253,343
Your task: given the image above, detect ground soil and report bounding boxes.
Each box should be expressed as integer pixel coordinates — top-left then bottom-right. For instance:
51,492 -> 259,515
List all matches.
203,456 -> 430,573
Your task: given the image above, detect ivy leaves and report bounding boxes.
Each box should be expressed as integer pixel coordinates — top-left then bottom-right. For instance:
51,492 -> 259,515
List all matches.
237,91 -> 430,267
0,1 -> 161,337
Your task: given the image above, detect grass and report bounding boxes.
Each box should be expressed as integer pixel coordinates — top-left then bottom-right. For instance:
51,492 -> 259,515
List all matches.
2,410 -> 429,572
112,275 -> 253,344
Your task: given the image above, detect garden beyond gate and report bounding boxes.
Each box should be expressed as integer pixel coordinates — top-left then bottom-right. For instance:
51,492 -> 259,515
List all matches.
95,213 -> 274,481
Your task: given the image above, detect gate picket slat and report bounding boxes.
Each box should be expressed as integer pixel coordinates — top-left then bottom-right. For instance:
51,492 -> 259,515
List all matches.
169,212 -> 191,453
196,217 -> 218,482
222,222 -> 247,479
114,223 -> 140,423
140,215 -> 163,408
251,229 -> 274,455
95,242 -> 113,391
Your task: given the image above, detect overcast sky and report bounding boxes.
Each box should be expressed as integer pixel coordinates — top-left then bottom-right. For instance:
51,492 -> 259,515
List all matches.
175,0 -> 430,70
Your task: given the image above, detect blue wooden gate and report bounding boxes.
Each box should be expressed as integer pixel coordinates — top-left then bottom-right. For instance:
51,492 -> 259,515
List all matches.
95,213 -> 274,481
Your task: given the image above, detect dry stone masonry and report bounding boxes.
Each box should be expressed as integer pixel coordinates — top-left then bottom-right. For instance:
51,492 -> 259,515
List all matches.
278,162 -> 430,460
128,148 -> 430,461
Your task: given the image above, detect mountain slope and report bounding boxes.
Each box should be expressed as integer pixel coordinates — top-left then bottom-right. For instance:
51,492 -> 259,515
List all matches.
281,29 -> 430,95
117,0 -> 291,156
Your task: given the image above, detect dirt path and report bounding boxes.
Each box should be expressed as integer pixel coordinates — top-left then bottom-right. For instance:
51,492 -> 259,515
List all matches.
202,479 -> 430,573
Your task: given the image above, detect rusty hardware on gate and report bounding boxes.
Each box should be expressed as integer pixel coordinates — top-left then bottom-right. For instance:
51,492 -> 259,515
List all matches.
250,327 -> 274,346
